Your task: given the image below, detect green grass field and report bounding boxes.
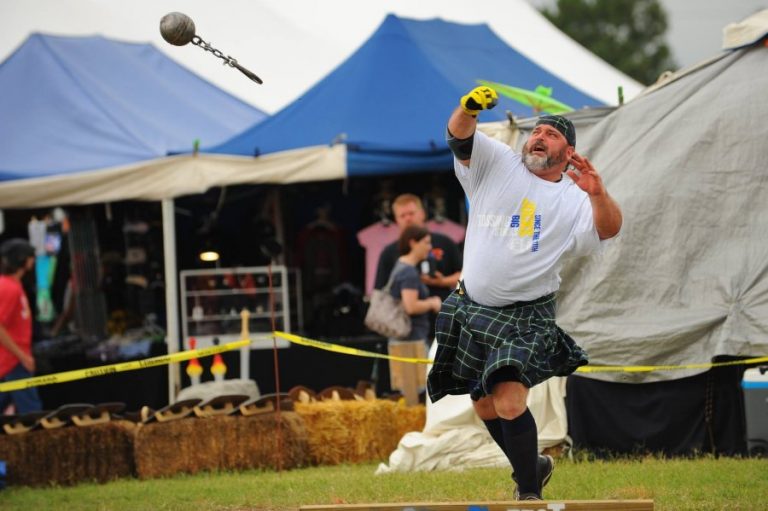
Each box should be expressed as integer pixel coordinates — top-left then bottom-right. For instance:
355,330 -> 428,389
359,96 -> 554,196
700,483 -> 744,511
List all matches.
1,455 -> 765,510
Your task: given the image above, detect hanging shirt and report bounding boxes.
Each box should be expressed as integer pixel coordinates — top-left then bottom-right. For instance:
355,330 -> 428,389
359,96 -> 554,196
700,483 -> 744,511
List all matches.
357,221 -> 400,295
426,218 -> 466,244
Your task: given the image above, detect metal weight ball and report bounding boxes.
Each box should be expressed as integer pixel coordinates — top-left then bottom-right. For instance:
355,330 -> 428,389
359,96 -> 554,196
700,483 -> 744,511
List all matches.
158,12 -> 263,84
159,12 -> 196,46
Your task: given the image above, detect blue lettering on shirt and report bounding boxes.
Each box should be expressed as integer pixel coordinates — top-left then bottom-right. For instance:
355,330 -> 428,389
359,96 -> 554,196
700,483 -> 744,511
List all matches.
531,215 -> 542,252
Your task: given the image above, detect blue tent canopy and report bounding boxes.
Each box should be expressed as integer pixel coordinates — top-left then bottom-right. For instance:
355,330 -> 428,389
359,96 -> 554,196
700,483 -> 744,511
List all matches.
0,34 -> 267,181
208,14 -> 602,177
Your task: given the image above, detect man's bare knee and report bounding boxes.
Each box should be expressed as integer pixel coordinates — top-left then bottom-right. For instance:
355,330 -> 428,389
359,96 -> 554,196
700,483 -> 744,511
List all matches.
492,381 -> 528,420
472,395 -> 497,420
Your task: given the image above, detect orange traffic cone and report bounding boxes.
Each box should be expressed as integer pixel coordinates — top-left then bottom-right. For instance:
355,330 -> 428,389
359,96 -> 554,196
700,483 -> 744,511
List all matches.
210,338 -> 227,382
186,337 -> 203,386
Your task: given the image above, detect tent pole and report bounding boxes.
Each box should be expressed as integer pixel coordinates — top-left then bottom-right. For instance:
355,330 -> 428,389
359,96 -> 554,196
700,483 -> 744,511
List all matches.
162,198 -> 181,403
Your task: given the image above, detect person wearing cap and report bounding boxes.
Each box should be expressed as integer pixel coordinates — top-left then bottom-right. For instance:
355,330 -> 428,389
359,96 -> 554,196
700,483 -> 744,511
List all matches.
428,86 -> 622,501
0,238 -> 42,414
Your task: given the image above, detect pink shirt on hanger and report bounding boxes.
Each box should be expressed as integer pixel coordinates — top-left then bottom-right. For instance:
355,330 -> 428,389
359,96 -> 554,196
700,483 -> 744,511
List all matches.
426,218 -> 466,244
357,221 -> 400,295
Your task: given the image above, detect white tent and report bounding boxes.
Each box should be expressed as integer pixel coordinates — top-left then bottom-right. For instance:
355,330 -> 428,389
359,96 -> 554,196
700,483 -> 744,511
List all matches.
0,148 -> 345,208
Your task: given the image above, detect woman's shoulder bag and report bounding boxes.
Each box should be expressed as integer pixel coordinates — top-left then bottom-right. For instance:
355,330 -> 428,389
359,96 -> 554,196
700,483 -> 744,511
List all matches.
363,265 -> 411,339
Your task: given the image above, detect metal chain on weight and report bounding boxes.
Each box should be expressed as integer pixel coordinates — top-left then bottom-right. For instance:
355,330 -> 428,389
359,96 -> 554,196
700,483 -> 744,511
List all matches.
191,35 -> 238,68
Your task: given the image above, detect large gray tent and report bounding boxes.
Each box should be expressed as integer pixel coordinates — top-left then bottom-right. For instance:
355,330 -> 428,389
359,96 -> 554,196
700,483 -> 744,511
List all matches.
556,11 -> 768,455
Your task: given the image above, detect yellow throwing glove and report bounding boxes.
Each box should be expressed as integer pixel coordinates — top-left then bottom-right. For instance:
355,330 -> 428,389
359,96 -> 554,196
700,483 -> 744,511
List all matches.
460,86 -> 498,116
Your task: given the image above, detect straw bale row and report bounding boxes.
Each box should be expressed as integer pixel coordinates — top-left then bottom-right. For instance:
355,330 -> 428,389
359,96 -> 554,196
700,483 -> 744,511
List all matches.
0,420 -> 136,486
134,412 -> 308,478
0,401 -> 426,486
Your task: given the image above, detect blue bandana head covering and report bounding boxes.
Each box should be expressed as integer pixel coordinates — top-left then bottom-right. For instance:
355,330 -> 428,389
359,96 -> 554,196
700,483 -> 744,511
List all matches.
535,115 -> 576,147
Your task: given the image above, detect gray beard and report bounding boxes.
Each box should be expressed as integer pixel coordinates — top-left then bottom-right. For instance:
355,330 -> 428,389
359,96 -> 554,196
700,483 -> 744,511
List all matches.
523,153 -> 551,174
523,146 -> 568,175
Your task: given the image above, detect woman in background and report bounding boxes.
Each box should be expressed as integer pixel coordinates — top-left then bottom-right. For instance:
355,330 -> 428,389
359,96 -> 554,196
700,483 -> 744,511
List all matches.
387,225 -> 442,405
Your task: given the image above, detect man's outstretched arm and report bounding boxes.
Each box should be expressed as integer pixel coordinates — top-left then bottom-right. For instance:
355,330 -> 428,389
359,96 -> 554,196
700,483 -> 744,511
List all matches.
446,87 -> 498,166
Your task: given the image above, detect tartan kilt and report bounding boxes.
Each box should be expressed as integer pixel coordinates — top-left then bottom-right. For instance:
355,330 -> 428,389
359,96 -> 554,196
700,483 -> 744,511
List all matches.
427,288 -> 589,402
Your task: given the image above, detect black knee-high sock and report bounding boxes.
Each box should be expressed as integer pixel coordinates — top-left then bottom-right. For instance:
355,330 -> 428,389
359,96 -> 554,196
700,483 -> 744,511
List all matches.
499,408 -> 539,494
483,418 -> 506,452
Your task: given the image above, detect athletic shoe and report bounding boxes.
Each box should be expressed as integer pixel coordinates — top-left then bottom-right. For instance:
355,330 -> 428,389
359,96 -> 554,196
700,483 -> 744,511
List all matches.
513,454 -> 554,500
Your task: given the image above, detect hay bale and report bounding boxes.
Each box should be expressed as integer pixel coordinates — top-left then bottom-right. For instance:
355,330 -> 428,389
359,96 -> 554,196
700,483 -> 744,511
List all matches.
294,400 -> 401,465
134,412 -> 308,479
223,413 -> 308,471
134,417 -> 209,478
0,421 -> 136,487
394,403 -> 426,439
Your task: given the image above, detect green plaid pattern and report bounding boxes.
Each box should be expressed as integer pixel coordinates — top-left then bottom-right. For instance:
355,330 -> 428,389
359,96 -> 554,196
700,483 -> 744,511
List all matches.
427,287 -> 588,402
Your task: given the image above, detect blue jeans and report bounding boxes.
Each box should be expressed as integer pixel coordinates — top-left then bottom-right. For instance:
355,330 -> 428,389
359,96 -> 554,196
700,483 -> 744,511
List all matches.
0,363 -> 43,414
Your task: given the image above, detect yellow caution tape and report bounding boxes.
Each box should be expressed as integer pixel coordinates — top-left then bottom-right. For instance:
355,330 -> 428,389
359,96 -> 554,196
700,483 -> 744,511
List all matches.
274,331 -> 432,364
5,331 -> 766,393
577,355 -> 768,373
275,331 -> 768,374
0,339 -> 249,392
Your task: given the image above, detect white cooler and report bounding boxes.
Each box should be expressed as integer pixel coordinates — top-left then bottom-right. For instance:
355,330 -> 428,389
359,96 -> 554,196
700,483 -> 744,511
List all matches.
742,367 -> 768,456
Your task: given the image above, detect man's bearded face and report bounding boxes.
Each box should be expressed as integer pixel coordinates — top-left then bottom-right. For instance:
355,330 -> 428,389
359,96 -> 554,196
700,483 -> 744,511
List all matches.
522,138 -> 568,175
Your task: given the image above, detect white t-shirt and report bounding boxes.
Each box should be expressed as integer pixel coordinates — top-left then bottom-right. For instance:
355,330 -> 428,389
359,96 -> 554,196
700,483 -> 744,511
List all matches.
456,131 -> 600,306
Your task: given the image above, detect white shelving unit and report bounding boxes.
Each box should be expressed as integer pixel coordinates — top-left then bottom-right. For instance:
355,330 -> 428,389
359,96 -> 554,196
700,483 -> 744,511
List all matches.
180,266 -> 294,351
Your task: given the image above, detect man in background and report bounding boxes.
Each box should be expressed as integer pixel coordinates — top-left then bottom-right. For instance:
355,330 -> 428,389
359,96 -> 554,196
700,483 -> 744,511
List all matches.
0,238 -> 42,414
374,193 -> 461,308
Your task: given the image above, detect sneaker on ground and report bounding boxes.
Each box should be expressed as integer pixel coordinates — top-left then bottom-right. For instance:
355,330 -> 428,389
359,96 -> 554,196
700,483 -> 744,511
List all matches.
512,454 -> 555,500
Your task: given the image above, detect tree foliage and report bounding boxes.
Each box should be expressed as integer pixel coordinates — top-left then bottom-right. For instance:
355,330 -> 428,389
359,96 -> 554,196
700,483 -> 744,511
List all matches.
540,0 -> 677,85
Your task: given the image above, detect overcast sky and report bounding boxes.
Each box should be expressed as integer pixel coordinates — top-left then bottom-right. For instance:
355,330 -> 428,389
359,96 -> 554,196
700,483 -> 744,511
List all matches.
527,0 -> 767,68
